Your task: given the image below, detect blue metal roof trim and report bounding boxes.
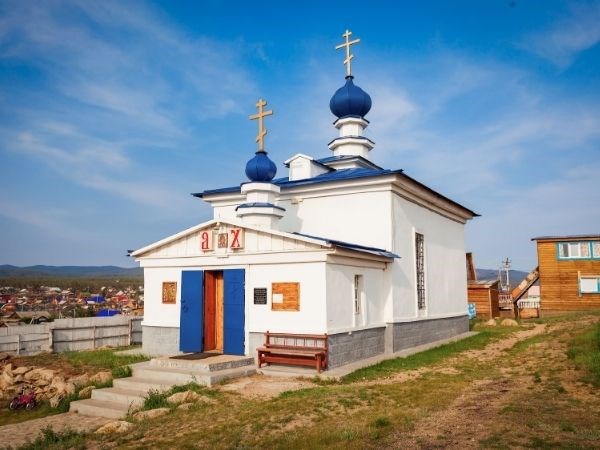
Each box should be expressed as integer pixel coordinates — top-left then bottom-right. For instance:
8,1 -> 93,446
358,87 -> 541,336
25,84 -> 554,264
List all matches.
194,168 -> 401,198
277,167 -> 400,188
293,232 -> 400,259
235,202 -> 286,212
316,155 -> 382,169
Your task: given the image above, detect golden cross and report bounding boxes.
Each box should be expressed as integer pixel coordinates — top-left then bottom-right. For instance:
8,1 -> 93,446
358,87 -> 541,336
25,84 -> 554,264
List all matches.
249,98 -> 273,152
335,29 -> 361,77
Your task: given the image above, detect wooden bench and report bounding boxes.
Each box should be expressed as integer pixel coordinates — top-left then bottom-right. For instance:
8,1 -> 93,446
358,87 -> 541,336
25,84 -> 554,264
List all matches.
257,331 -> 328,373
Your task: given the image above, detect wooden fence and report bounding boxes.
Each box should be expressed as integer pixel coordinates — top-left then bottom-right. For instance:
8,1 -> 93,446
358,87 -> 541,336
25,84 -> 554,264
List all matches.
0,316 -> 143,356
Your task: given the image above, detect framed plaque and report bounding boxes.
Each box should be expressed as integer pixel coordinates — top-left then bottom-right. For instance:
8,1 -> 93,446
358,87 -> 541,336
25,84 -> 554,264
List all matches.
253,287 -> 267,305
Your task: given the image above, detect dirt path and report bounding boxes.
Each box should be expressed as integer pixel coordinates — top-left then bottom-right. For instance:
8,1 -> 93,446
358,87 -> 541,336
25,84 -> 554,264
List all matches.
388,315 -> 600,449
0,413 -> 110,449
217,374 -> 314,398
220,316 -> 599,448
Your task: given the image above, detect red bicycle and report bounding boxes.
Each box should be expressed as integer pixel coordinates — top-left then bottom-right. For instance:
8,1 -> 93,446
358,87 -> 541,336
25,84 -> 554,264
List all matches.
9,386 -> 37,410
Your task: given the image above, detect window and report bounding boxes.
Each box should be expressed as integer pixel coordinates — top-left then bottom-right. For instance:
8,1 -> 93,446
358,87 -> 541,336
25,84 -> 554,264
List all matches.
580,277 -> 600,294
593,242 -> 600,258
415,233 -> 426,310
353,275 -> 363,315
558,242 -> 591,259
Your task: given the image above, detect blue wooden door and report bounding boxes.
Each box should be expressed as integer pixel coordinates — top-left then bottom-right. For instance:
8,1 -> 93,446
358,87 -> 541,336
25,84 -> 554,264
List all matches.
223,269 -> 245,355
180,270 -> 204,353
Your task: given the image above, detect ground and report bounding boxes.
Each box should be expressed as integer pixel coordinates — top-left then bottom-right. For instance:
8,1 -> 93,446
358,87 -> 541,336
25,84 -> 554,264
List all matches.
1,312 -> 599,449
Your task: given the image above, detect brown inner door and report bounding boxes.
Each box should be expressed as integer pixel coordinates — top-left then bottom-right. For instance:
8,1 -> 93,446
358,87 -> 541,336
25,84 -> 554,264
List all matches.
215,272 -> 224,352
203,271 -> 224,352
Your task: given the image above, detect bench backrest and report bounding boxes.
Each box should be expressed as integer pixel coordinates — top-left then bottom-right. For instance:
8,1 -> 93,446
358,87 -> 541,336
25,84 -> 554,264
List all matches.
264,331 -> 328,352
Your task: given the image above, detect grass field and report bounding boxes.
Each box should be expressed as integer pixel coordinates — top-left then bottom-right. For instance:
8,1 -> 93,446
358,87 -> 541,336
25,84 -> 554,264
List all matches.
6,312 -> 600,449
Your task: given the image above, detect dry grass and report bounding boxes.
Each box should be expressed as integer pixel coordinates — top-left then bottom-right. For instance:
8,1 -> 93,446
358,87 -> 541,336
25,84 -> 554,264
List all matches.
11,312 -> 600,449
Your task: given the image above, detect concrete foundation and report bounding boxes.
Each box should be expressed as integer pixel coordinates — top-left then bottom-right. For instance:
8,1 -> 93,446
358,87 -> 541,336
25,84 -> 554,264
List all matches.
248,332 -> 265,361
385,315 -> 469,353
145,316 -> 468,366
328,327 -> 385,368
142,325 -> 181,356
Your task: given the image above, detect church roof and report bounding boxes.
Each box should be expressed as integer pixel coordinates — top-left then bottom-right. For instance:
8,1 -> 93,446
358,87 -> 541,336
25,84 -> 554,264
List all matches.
193,167 -> 479,218
194,167 -> 400,197
292,232 -> 399,258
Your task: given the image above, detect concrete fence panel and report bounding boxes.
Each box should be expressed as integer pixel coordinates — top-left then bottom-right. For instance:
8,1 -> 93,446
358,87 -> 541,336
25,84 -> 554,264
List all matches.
0,316 -> 143,355
0,323 -> 51,355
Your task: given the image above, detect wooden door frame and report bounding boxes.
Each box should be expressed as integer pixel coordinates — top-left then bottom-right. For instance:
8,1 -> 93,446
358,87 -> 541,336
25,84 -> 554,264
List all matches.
203,270 -> 224,352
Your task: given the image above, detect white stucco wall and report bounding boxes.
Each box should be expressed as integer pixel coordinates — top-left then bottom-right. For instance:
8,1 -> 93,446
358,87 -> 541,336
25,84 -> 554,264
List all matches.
325,263 -> 387,333
141,261 -> 327,354
142,266 -> 183,328
278,190 -> 392,249
391,194 -> 468,320
246,262 -> 327,334
206,187 -> 469,324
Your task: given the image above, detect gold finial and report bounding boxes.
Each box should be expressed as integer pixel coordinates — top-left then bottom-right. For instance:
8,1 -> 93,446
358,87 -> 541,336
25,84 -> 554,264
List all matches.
335,29 -> 361,77
249,98 -> 273,152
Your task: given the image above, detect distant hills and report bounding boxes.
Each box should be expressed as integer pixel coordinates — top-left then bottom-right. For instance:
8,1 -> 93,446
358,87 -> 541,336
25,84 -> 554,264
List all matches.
0,265 -> 143,278
476,269 -> 529,289
0,265 -> 528,285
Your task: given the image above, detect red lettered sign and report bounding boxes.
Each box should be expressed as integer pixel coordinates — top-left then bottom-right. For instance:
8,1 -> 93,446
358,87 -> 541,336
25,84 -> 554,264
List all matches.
200,230 -> 213,252
230,228 -> 244,249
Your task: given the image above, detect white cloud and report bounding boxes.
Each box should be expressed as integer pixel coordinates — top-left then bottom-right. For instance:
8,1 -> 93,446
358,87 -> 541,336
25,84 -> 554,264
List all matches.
0,0 -> 259,213
520,2 -> 600,68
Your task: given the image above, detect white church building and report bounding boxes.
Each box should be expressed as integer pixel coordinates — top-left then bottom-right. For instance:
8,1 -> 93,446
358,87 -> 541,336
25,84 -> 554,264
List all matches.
131,31 -> 477,369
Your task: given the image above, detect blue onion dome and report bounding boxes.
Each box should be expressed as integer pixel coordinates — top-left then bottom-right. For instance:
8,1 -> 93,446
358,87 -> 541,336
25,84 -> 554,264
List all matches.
245,151 -> 277,182
329,76 -> 372,119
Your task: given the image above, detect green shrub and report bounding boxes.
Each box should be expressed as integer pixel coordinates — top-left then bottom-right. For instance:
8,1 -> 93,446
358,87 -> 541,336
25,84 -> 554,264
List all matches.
372,417 -> 391,428
141,389 -> 170,410
19,425 -> 85,450
112,365 -> 132,378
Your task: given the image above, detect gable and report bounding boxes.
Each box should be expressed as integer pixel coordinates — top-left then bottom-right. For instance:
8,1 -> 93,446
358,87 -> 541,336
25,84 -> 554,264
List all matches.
132,220 -> 326,259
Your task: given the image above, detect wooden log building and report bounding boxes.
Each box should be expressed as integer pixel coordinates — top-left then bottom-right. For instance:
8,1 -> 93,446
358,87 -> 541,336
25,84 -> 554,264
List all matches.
532,235 -> 600,314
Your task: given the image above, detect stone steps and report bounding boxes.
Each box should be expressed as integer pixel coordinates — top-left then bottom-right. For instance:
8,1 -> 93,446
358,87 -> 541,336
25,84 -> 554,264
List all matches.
148,355 -> 255,372
112,376 -> 173,393
69,398 -> 130,420
69,355 -> 257,419
91,386 -> 147,408
131,362 -> 256,386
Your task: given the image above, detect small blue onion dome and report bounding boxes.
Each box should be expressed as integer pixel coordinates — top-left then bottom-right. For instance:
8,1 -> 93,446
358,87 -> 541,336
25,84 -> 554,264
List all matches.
329,76 -> 372,119
245,151 -> 277,182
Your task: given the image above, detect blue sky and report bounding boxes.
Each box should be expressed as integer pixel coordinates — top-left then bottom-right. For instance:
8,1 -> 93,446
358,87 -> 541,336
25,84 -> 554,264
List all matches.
0,0 -> 599,271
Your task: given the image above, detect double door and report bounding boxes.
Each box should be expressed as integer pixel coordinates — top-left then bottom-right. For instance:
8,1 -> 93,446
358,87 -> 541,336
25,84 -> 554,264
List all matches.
179,269 -> 245,355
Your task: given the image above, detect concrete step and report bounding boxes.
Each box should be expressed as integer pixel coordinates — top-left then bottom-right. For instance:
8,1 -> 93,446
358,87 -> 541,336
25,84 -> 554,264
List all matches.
91,387 -> 146,408
71,358 -> 258,419
112,376 -> 173,393
207,365 -> 257,385
69,398 -> 129,419
132,363 -> 257,386
148,355 -> 255,372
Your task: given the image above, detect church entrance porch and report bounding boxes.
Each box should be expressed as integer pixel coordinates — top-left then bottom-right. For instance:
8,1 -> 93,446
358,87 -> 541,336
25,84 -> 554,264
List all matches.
179,269 -> 245,356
